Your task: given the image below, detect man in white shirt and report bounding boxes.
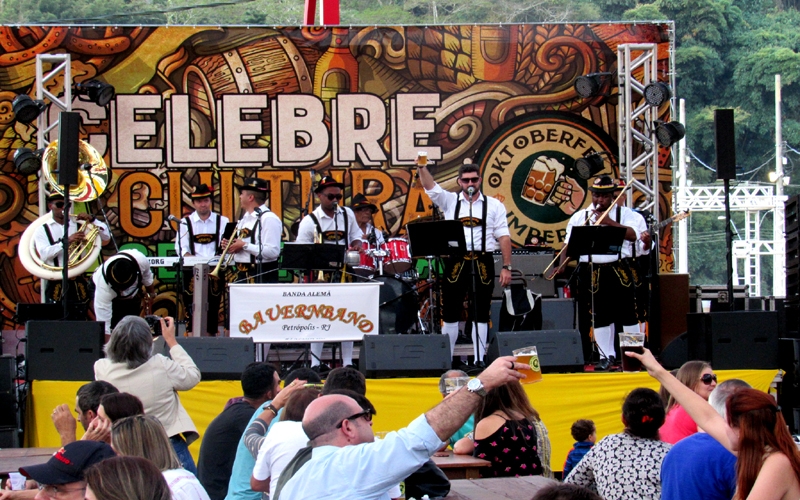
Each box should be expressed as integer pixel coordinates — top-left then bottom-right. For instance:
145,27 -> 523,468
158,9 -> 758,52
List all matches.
91,248 -> 155,335
295,176 -> 362,369
417,158 -> 512,364
34,191 -> 110,307
551,175 -> 646,370
174,183 -> 230,335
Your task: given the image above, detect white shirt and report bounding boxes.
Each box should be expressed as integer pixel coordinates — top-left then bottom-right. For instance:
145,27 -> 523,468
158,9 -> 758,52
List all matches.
163,468 -> 211,500
564,204 -> 646,263
253,420 -> 309,495
91,249 -> 154,334
232,205 -> 282,264
296,205 -> 363,246
424,184 -> 510,252
174,211 -> 230,258
359,223 -> 386,247
34,213 -> 110,267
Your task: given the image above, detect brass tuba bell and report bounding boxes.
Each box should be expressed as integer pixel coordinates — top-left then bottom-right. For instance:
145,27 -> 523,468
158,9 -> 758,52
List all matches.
42,140 -> 109,202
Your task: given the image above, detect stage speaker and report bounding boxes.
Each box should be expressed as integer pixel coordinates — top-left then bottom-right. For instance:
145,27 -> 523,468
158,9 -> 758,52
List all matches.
714,109 -> 736,180
0,356 -> 15,428
541,299 -> 576,330
26,321 -> 104,381
57,111 -> 82,186
359,335 -> 451,378
0,427 -> 18,448
658,273 -> 689,350
486,330 -> 584,373
778,338 -> 800,433
687,311 -> 779,369
15,302 -> 87,323
660,332 -> 688,370
152,337 -> 254,380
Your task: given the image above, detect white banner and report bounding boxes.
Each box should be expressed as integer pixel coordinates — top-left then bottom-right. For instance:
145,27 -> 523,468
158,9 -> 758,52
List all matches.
228,283 -> 381,342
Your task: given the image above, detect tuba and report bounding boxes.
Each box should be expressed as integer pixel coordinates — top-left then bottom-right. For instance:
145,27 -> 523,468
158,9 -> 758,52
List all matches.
19,140 -> 109,280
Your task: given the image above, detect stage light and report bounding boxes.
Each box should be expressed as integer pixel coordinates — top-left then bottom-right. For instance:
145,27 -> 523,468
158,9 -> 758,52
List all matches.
74,80 -> 116,107
644,82 -> 672,107
574,73 -> 613,98
13,147 -> 43,176
574,151 -> 615,180
655,121 -> 685,147
12,95 -> 46,124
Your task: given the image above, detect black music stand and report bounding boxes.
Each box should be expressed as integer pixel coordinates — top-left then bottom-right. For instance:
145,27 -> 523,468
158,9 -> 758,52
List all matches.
281,243 -> 346,272
406,220 -> 466,258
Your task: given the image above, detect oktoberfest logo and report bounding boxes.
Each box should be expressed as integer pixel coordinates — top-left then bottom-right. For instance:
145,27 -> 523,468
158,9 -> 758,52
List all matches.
476,112 -> 617,247
531,355 -> 541,372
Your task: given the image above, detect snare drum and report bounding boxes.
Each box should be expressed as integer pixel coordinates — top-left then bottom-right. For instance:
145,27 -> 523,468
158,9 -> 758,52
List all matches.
384,238 -> 412,274
353,242 -> 376,277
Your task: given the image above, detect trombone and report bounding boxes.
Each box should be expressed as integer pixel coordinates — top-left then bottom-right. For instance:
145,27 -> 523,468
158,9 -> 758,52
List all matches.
210,221 -> 244,278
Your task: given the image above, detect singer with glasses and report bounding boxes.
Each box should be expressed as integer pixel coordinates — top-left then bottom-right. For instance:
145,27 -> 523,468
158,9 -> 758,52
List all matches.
659,360 -> 718,444
417,157 -> 512,366
296,175 -> 363,370
173,183 -> 229,336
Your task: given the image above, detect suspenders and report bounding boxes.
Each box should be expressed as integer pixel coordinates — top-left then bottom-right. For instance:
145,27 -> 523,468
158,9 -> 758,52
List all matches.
184,214 -> 223,255
309,209 -> 350,245
454,195 -> 489,252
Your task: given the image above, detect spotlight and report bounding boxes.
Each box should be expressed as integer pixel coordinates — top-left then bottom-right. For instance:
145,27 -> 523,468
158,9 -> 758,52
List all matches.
655,121 -> 686,147
574,151 -> 615,180
13,147 -> 43,176
74,80 -> 116,107
12,95 -> 46,124
574,72 -> 613,99
643,82 -> 672,107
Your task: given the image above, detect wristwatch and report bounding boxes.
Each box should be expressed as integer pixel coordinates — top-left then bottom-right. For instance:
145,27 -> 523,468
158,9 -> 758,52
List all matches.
502,264 -> 512,271
467,377 -> 487,397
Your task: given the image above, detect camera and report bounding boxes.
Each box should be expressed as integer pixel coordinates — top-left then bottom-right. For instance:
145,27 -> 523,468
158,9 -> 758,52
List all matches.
145,315 -> 163,337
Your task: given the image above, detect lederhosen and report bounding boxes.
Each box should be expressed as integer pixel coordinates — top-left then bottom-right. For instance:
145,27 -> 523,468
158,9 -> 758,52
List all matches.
441,197 -> 495,323
234,213 -> 278,284
41,223 -> 90,305
182,215 -> 224,334
308,212 -> 350,282
104,253 -> 143,330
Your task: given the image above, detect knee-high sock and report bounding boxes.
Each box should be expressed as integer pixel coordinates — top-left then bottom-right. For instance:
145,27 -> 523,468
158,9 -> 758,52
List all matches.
310,342 -> 323,367
341,341 -> 353,366
258,343 -> 271,362
594,325 -> 615,360
442,322 -> 459,355
473,322 -> 488,362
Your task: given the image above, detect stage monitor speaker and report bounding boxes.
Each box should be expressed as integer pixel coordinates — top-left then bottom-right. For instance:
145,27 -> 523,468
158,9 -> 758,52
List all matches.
486,330 -> 584,373
778,338 -> 800,433
152,337 -> 254,380
714,109 -> 736,180
687,311 -> 779,369
660,332 -> 689,370
57,111 -> 82,186
541,299 -> 576,330
0,356 -> 15,428
15,302 -> 87,323
26,321 -> 104,381
359,335 -> 451,378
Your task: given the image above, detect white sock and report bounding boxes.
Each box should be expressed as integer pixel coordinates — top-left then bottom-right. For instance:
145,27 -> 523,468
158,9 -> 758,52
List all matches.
341,342 -> 353,366
623,324 -> 641,333
442,322 -> 459,355
473,322 -> 488,362
310,342 -> 323,367
261,343 -> 271,362
594,325 -> 614,360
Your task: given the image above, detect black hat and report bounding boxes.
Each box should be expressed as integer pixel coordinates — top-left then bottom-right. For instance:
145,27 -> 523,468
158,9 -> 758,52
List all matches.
20,441 -> 115,484
106,257 -> 138,291
588,175 -> 617,193
314,175 -> 344,193
236,177 -> 269,193
46,191 -> 64,203
350,193 -> 377,213
190,183 -> 213,200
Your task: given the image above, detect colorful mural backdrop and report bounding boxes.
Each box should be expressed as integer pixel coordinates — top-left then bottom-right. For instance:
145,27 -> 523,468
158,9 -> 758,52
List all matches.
0,23 -> 674,328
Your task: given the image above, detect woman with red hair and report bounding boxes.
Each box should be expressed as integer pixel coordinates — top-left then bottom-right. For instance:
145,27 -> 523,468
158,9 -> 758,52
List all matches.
632,349 -> 800,500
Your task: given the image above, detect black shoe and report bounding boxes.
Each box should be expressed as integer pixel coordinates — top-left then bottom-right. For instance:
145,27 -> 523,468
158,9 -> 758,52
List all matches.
609,356 -> 618,367
474,360 -> 486,369
311,364 -> 331,375
596,358 -> 610,371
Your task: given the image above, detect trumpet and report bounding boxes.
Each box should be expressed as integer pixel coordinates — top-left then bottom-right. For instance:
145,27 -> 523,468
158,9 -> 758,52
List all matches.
210,223 -> 243,278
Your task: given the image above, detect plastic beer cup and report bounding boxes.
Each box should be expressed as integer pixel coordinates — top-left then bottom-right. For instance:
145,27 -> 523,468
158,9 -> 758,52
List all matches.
620,332 -> 645,372
512,346 -> 542,384
417,151 -> 428,166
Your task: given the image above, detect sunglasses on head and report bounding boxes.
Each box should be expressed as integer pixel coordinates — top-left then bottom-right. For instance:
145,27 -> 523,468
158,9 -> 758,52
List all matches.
325,194 -> 343,201
53,201 -> 65,209
335,410 -> 372,428
701,373 -> 717,385
460,176 -> 480,184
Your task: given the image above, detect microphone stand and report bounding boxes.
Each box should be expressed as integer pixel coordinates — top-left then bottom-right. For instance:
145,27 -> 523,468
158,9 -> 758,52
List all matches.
173,217 -> 187,332
60,189 -> 71,319
467,188 -> 483,365
254,208 -> 263,284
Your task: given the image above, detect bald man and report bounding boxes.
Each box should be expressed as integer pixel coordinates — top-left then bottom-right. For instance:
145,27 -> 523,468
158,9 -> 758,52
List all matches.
274,356 -> 525,500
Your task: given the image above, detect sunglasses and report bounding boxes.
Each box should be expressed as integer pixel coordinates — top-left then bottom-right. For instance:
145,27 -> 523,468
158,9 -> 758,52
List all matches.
460,177 -> 480,184
335,410 -> 373,428
325,194 -> 343,201
701,373 -> 718,385
53,201 -> 65,208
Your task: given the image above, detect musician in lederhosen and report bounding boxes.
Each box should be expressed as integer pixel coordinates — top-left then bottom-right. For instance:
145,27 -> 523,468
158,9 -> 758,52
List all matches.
417,158 -> 513,365
615,179 -> 653,332
224,177 -> 283,284
351,193 -> 385,247
92,249 -> 155,335
296,175 -> 363,370
174,183 -> 229,335
34,191 -> 110,307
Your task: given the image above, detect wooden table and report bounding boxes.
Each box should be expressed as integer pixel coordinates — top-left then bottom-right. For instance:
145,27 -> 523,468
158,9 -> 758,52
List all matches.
446,476 -> 558,500
431,451 -> 491,480
0,447 -> 58,476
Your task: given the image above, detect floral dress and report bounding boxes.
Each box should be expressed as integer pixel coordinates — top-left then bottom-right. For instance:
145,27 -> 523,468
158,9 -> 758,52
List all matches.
473,418 -> 543,478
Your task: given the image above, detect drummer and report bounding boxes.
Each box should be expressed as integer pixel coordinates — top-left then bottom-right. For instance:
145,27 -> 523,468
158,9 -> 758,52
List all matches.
351,193 -> 385,247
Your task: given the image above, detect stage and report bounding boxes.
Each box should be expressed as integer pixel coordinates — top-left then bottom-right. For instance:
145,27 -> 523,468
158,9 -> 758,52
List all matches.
26,369 -> 777,472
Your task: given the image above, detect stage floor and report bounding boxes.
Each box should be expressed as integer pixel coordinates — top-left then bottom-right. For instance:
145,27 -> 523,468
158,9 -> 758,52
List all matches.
26,369 -> 778,473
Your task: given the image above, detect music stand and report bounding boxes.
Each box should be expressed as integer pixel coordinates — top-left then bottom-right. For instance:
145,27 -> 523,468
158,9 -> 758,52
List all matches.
406,220 -> 466,258
281,243 -> 346,271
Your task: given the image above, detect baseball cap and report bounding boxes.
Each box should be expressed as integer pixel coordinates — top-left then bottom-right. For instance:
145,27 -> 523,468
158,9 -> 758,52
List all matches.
20,441 -> 115,484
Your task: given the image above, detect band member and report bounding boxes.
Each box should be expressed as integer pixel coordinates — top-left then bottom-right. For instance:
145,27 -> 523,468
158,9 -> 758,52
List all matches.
615,179 -> 652,331
92,249 -> 155,335
296,175 -> 362,370
551,175 -> 646,370
351,193 -> 385,246
417,158 -> 513,364
223,177 -> 283,284
34,191 -> 110,306
174,183 -> 229,335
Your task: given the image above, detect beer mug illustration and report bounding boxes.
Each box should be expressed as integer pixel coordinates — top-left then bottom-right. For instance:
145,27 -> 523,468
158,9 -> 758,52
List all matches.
521,156 -> 565,205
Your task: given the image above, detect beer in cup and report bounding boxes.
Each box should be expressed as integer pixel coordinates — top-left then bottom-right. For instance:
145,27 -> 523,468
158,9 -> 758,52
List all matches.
512,346 -> 542,384
620,332 -> 645,372
417,151 -> 428,166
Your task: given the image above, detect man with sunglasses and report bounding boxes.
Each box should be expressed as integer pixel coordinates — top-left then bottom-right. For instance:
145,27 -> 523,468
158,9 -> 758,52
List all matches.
295,175 -> 363,370
33,191 -> 110,307
417,158 -> 512,365
274,355 -> 525,500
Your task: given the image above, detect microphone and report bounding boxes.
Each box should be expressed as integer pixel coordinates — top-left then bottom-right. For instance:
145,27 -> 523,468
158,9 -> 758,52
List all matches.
467,186 -> 474,196
167,215 -> 181,223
